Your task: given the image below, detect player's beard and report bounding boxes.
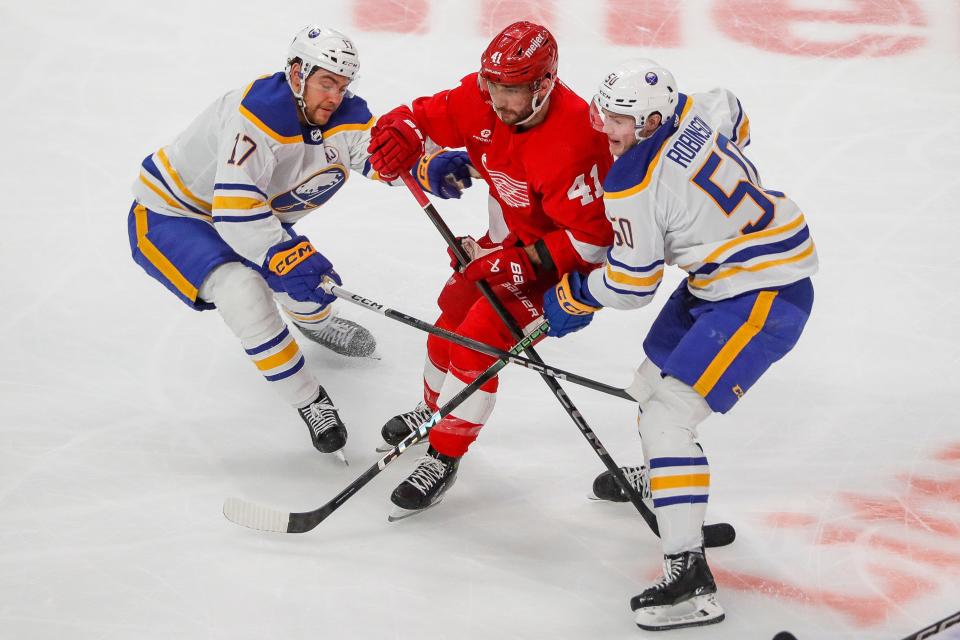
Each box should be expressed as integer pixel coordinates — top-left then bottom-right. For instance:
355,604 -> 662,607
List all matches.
494,105 -> 533,126
310,105 -> 335,125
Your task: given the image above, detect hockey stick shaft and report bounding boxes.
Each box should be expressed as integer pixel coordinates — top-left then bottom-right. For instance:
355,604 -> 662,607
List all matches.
900,609 -> 960,640
321,281 -> 635,401
223,326 -> 547,533
400,173 -> 734,548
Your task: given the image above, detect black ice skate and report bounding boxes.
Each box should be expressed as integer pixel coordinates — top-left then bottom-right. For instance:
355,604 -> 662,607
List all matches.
297,386 -> 348,463
295,316 -> 377,358
588,465 -> 651,504
630,549 -> 725,631
376,400 -> 434,452
388,447 -> 460,521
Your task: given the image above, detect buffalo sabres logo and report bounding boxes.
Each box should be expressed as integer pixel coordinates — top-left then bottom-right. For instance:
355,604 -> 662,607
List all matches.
308,28 -> 321,38
271,165 -> 347,213
645,71 -> 659,85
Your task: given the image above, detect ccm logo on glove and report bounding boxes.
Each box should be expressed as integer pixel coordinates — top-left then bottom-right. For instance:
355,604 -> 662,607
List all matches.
556,275 -> 598,315
268,241 -> 316,275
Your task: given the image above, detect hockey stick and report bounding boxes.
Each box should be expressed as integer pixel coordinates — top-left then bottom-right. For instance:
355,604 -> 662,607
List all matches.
400,173 -> 736,548
900,609 -> 960,640
320,281 -> 635,401
222,326 -> 548,533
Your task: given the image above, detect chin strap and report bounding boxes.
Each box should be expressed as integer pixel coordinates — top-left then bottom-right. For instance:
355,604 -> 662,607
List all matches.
515,76 -> 556,127
286,66 -> 321,127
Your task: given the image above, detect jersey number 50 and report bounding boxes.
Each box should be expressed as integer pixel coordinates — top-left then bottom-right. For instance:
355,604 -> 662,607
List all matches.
691,135 -> 778,235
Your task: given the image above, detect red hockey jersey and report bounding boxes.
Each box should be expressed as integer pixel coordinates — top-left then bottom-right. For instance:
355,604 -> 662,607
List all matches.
410,73 -> 613,275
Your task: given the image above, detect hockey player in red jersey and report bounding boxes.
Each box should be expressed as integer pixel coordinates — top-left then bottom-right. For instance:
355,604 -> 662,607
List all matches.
367,21 -> 613,518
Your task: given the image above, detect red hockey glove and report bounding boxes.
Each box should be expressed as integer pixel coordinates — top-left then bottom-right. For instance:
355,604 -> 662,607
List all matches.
463,245 -> 537,287
367,105 -> 424,181
447,236 -> 474,270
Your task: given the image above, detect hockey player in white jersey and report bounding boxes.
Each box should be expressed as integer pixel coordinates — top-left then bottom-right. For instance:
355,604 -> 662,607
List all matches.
542,60 -> 818,630
127,25 -> 475,458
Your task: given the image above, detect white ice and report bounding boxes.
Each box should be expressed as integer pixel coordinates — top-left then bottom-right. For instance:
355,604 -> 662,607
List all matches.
2,1 -> 959,639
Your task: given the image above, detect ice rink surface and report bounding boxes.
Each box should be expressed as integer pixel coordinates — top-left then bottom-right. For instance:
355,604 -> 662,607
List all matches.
2,1 -> 959,638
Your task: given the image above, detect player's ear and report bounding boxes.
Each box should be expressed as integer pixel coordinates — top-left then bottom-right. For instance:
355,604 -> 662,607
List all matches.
290,62 -> 303,91
535,76 -> 553,99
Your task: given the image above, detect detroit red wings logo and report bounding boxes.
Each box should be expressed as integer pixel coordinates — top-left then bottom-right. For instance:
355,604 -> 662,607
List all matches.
481,153 -> 530,208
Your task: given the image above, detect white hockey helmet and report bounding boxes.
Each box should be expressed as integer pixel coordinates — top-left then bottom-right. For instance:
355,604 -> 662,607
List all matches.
590,58 -> 678,140
286,25 -> 360,86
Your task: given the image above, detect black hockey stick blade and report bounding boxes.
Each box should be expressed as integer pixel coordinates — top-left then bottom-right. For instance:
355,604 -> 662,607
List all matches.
703,522 -> 736,547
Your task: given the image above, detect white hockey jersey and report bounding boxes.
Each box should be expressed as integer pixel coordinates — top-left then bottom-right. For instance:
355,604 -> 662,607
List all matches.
586,89 -> 818,308
133,72 -> 379,265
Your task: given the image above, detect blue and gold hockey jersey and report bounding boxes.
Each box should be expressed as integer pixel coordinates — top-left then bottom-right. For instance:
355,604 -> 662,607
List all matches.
133,72 -> 378,265
586,89 -> 818,307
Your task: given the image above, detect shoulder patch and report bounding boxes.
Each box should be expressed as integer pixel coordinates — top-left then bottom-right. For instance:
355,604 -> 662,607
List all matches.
604,144 -> 653,194
321,94 -> 374,138
239,72 -> 303,144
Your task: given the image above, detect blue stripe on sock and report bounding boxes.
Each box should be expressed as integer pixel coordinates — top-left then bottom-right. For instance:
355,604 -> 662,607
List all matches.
264,356 -> 305,381
649,457 -> 709,469
653,494 -> 709,508
245,327 -> 290,356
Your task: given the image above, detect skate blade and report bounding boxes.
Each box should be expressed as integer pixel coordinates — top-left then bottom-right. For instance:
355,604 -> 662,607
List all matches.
586,491 -> 615,502
585,492 -> 637,504
387,495 -> 445,522
634,594 -> 725,631
375,438 -> 428,453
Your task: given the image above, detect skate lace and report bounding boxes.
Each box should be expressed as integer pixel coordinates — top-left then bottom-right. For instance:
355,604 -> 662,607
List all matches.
405,456 -> 448,495
653,555 -> 686,589
314,318 -> 356,349
400,402 -> 434,432
623,466 -> 651,500
304,400 -> 339,437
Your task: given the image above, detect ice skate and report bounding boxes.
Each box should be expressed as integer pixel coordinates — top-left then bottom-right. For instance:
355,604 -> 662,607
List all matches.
376,400 -> 434,452
295,315 -> 377,358
630,549 -> 725,631
588,465 -> 651,503
388,447 -> 460,521
298,386 -> 348,463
